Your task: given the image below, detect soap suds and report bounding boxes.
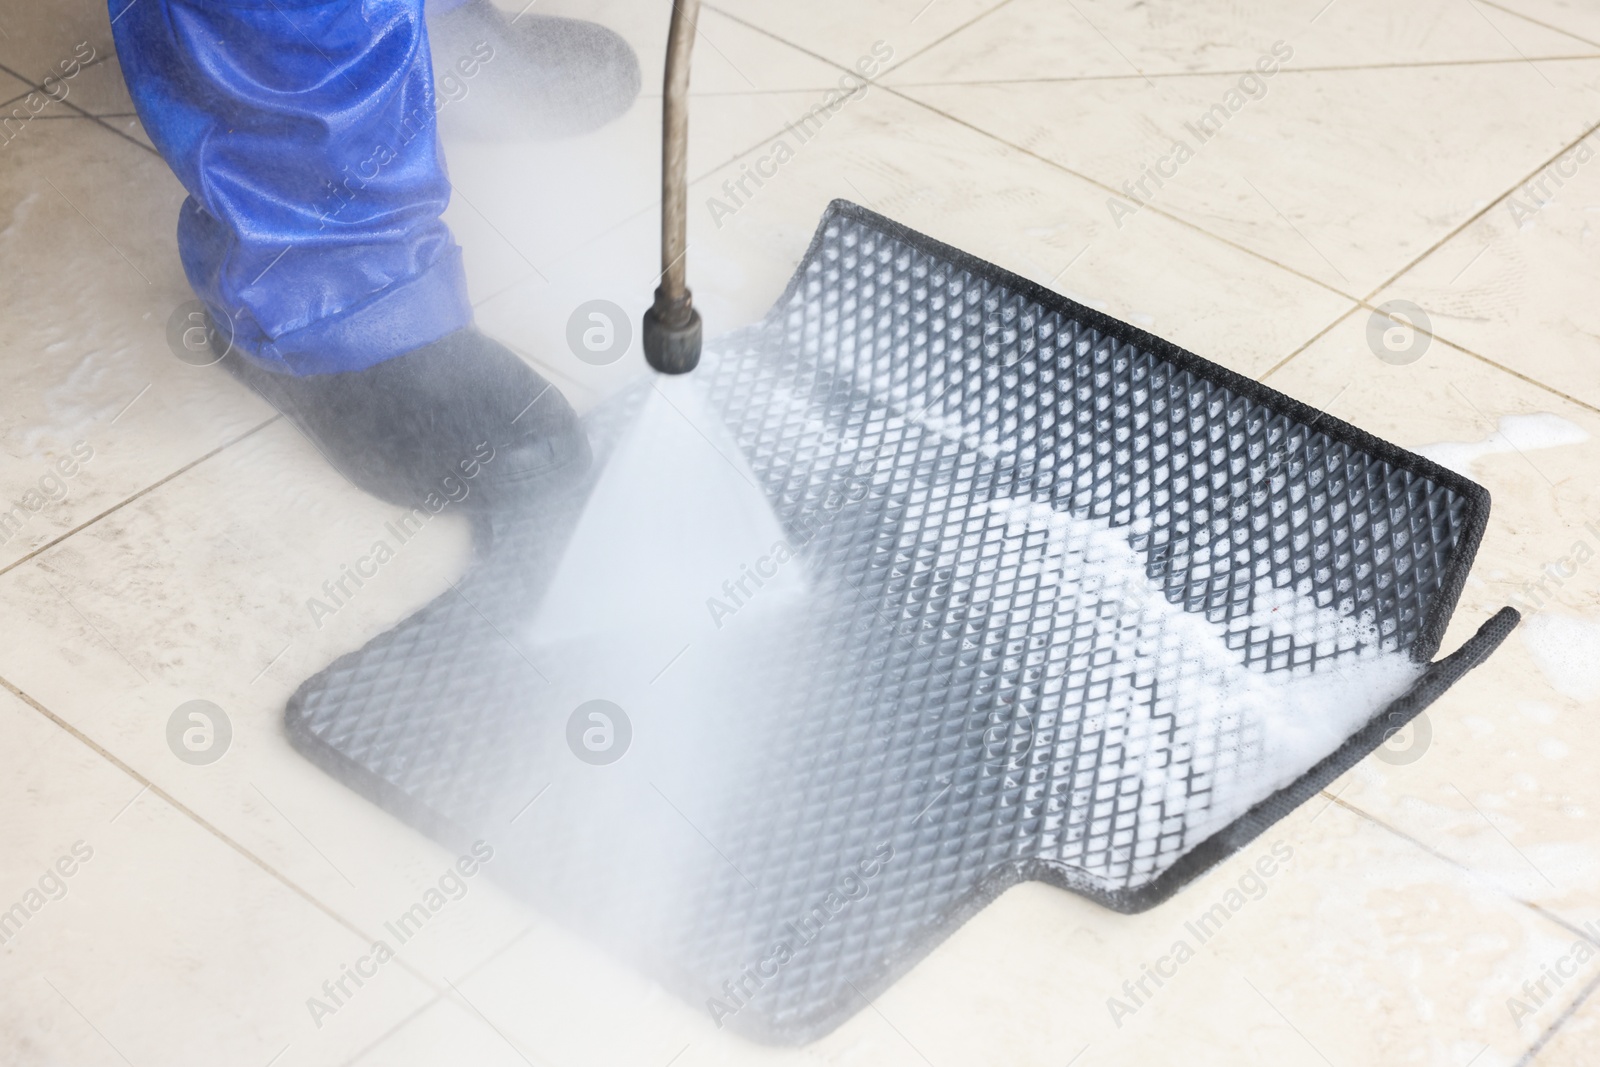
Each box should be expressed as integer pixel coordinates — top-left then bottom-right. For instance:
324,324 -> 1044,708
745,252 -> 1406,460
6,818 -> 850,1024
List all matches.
1521,612 -> 1600,701
1417,412 -> 1588,477
976,493 -> 1424,857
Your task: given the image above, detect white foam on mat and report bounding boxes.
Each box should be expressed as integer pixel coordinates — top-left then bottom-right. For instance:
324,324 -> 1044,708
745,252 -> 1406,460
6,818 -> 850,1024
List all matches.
777,323 -> 1424,872
975,492 -> 1424,861
788,311 -> 1423,864
528,349 -> 1426,885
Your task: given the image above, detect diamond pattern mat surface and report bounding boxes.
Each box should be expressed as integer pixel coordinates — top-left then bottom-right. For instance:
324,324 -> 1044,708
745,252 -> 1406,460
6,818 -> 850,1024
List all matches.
286,201 -> 1516,1043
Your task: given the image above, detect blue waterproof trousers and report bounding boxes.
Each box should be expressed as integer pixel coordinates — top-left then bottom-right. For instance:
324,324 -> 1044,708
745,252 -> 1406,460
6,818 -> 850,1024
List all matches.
111,0 -> 471,375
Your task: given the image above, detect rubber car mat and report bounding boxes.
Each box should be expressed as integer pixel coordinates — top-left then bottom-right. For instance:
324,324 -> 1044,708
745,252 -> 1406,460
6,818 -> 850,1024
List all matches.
286,200 -> 1517,1044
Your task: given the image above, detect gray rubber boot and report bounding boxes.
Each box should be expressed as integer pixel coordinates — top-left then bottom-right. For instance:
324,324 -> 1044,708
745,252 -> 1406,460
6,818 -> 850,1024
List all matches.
429,5 -> 642,140
222,328 -> 591,516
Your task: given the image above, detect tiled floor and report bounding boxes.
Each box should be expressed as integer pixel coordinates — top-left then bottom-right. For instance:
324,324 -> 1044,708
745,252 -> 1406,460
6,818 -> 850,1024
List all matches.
1,0 -> 1597,1064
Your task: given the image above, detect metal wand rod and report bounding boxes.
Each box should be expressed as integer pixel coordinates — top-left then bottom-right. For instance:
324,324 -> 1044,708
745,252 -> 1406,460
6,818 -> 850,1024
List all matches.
643,0 -> 703,374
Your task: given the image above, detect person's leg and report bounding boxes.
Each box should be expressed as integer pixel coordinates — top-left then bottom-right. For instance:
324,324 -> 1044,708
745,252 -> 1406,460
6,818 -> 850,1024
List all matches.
110,0 -> 588,511
113,0 -> 469,374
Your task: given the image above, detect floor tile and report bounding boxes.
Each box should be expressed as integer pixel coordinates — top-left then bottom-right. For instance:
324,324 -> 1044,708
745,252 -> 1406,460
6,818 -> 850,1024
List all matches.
345,996 -> 552,1067
531,0 -> 859,95
96,109 -> 154,152
893,50 -> 1600,297
0,66 -> 31,103
0,686 -> 436,1067
1492,0 -> 1600,49
882,0 -> 1598,84
0,118 -> 272,572
435,798 -> 1578,1066
472,82 -> 1353,414
0,52 -> 127,118
1063,800 -> 1580,1067
4,1 -> 1599,1064
0,420 -> 546,990
1370,126 -> 1600,410
1522,980 -> 1600,1065
47,52 -> 132,116
0,0 -> 113,88
1264,311 -> 1600,928
706,0 -> 1011,76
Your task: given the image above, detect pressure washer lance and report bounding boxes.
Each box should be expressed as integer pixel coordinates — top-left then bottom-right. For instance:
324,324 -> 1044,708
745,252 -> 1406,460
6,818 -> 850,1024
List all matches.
642,0 -> 703,374
531,0 -> 800,678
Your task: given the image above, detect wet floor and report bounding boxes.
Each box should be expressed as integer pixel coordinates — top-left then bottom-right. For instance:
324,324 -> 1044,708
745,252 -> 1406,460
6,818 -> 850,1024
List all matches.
2,0 -> 1600,1064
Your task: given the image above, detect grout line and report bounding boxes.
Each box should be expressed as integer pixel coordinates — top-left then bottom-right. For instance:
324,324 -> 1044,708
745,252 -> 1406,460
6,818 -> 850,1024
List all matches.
1479,0 -> 1600,51
41,175 -> 151,284
1260,112 -> 1600,396
335,924 -> 540,1067
0,673 -> 454,1001
1330,790 -> 1600,1063
883,52 -> 1600,88
1443,341 -> 1600,416
443,976 -> 543,1066
1355,122 -> 1600,306
635,86 -> 871,97
0,50 -> 116,110
880,0 -> 1019,80
1513,966 -> 1600,1066
1463,0 -> 1565,90
705,4 -> 1600,408
1328,795 -> 1597,944
1256,303 -> 1361,382
29,112 -> 138,120
0,56 -> 158,157
1258,301 -> 1600,418
704,3 -> 1364,305
0,414 -> 281,581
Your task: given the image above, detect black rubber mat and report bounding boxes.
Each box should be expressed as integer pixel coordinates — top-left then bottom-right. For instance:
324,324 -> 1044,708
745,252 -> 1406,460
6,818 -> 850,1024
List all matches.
286,200 -> 1516,1043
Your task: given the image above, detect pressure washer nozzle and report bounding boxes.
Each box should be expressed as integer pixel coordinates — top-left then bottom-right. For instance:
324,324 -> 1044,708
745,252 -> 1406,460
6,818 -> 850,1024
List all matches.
643,287 -> 702,374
